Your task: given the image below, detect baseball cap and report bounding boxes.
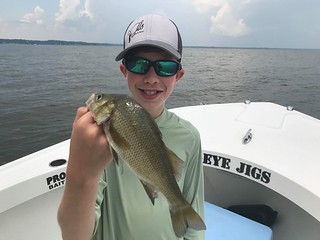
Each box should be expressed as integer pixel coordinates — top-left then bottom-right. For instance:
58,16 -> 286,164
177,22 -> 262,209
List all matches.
115,14 -> 182,61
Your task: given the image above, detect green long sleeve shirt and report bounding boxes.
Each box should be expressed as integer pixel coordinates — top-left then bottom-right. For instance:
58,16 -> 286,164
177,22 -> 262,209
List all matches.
92,108 -> 205,240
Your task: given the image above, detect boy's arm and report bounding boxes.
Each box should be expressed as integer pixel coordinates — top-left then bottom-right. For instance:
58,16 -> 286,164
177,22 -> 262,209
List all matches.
57,107 -> 112,240
57,172 -> 100,240
183,137 -> 205,240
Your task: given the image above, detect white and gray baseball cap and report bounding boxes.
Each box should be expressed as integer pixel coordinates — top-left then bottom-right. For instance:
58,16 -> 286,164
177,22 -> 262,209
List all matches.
115,14 -> 182,61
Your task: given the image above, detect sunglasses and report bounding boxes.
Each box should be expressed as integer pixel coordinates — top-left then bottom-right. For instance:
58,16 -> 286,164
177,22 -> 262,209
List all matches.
122,57 -> 181,77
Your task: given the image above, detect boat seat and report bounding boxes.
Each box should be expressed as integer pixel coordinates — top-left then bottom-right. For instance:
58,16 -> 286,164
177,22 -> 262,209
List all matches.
227,204 -> 278,227
205,201 -> 272,240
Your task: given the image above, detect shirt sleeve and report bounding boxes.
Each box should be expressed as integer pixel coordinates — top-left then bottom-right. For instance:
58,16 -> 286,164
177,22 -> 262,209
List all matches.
182,134 -> 205,240
92,170 -> 108,236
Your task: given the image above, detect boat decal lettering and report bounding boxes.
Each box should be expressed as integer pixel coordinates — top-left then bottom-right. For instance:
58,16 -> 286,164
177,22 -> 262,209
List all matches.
203,153 -> 271,184
203,153 -> 231,170
46,171 -> 66,190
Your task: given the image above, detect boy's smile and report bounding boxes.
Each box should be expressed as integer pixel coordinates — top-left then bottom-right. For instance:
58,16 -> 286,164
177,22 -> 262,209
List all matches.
139,88 -> 163,99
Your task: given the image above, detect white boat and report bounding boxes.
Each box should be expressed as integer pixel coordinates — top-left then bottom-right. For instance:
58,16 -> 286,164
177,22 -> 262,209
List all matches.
1,101 -> 319,240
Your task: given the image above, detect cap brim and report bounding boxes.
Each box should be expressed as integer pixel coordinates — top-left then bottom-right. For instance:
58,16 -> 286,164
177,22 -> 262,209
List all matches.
115,41 -> 181,61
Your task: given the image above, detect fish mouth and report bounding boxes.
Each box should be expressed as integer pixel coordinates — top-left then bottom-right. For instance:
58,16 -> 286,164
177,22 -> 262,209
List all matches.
85,93 -> 95,108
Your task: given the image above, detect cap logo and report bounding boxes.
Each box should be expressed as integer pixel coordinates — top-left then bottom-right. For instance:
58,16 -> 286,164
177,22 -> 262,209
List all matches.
128,20 -> 144,43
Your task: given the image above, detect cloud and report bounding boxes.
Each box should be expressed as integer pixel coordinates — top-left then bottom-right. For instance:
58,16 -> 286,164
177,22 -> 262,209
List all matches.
192,0 -> 250,37
192,0 -> 225,13
79,0 -> 94,19
55,0 -> 93,27
210,2 -> 250,36
20,6 -> 45,25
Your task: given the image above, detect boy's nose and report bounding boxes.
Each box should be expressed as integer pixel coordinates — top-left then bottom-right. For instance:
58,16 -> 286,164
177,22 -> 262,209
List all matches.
143,66 -> 160,84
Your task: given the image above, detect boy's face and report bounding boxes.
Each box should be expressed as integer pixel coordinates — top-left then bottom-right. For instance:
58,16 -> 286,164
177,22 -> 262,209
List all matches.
120,50 -> 184,118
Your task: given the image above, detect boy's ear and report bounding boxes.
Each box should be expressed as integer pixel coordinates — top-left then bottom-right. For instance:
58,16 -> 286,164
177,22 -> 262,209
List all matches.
120,63 -> 127,77
175,67 -> 184,82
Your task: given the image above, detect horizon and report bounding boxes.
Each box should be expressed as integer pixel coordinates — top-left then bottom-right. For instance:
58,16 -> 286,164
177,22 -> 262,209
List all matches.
1,38 -> 320,51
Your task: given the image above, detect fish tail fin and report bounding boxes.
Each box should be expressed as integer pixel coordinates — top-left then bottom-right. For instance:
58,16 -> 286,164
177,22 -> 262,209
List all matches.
169,202 -> 206,237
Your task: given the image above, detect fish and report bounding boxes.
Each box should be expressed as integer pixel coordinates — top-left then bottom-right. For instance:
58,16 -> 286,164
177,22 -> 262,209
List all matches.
86,93 -> 206,237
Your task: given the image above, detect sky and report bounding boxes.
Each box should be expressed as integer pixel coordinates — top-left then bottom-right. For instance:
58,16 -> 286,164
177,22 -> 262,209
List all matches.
1,0 -> 320,49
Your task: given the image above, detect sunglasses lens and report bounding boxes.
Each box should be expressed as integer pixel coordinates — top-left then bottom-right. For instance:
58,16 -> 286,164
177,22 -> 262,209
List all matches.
124,57 -> 180,77
156,61 -> 179,76
125,58 -> 149,74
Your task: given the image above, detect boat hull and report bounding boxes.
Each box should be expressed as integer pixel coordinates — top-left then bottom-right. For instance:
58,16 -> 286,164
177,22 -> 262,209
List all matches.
1,102 -> 320,239
203,166 -> 320,240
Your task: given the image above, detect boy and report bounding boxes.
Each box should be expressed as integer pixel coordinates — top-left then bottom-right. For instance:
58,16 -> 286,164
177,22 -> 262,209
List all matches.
58,14 -> 205,240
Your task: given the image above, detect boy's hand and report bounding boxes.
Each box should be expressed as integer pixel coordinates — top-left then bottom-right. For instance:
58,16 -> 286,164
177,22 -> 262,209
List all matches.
67,106 -> 113,182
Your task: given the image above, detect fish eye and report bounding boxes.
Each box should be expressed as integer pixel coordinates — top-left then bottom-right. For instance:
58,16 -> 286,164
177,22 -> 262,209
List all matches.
96,94 -> 103,101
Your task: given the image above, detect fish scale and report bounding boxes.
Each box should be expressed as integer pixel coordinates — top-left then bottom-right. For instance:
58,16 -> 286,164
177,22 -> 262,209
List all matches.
108,97 -> 180,201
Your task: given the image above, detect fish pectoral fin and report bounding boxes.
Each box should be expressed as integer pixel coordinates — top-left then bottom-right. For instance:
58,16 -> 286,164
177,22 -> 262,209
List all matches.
165,146 -> 184,182
111,147 -> 119,165
109,124 -> 130,149
140,180 -> 158,205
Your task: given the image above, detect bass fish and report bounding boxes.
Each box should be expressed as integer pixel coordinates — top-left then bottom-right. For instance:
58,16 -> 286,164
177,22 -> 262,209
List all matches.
86,93 -> 206,237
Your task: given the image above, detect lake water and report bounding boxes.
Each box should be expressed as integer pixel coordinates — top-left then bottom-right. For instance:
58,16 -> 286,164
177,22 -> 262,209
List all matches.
0,44 -> 319,165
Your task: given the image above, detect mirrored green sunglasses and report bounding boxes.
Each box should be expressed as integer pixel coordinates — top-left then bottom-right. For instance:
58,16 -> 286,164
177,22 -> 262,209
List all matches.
122,57 -> 181,77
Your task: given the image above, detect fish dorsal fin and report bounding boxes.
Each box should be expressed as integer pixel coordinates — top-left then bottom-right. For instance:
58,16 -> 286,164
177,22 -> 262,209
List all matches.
165,146 -> 184,182
140,180 -> 158,205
